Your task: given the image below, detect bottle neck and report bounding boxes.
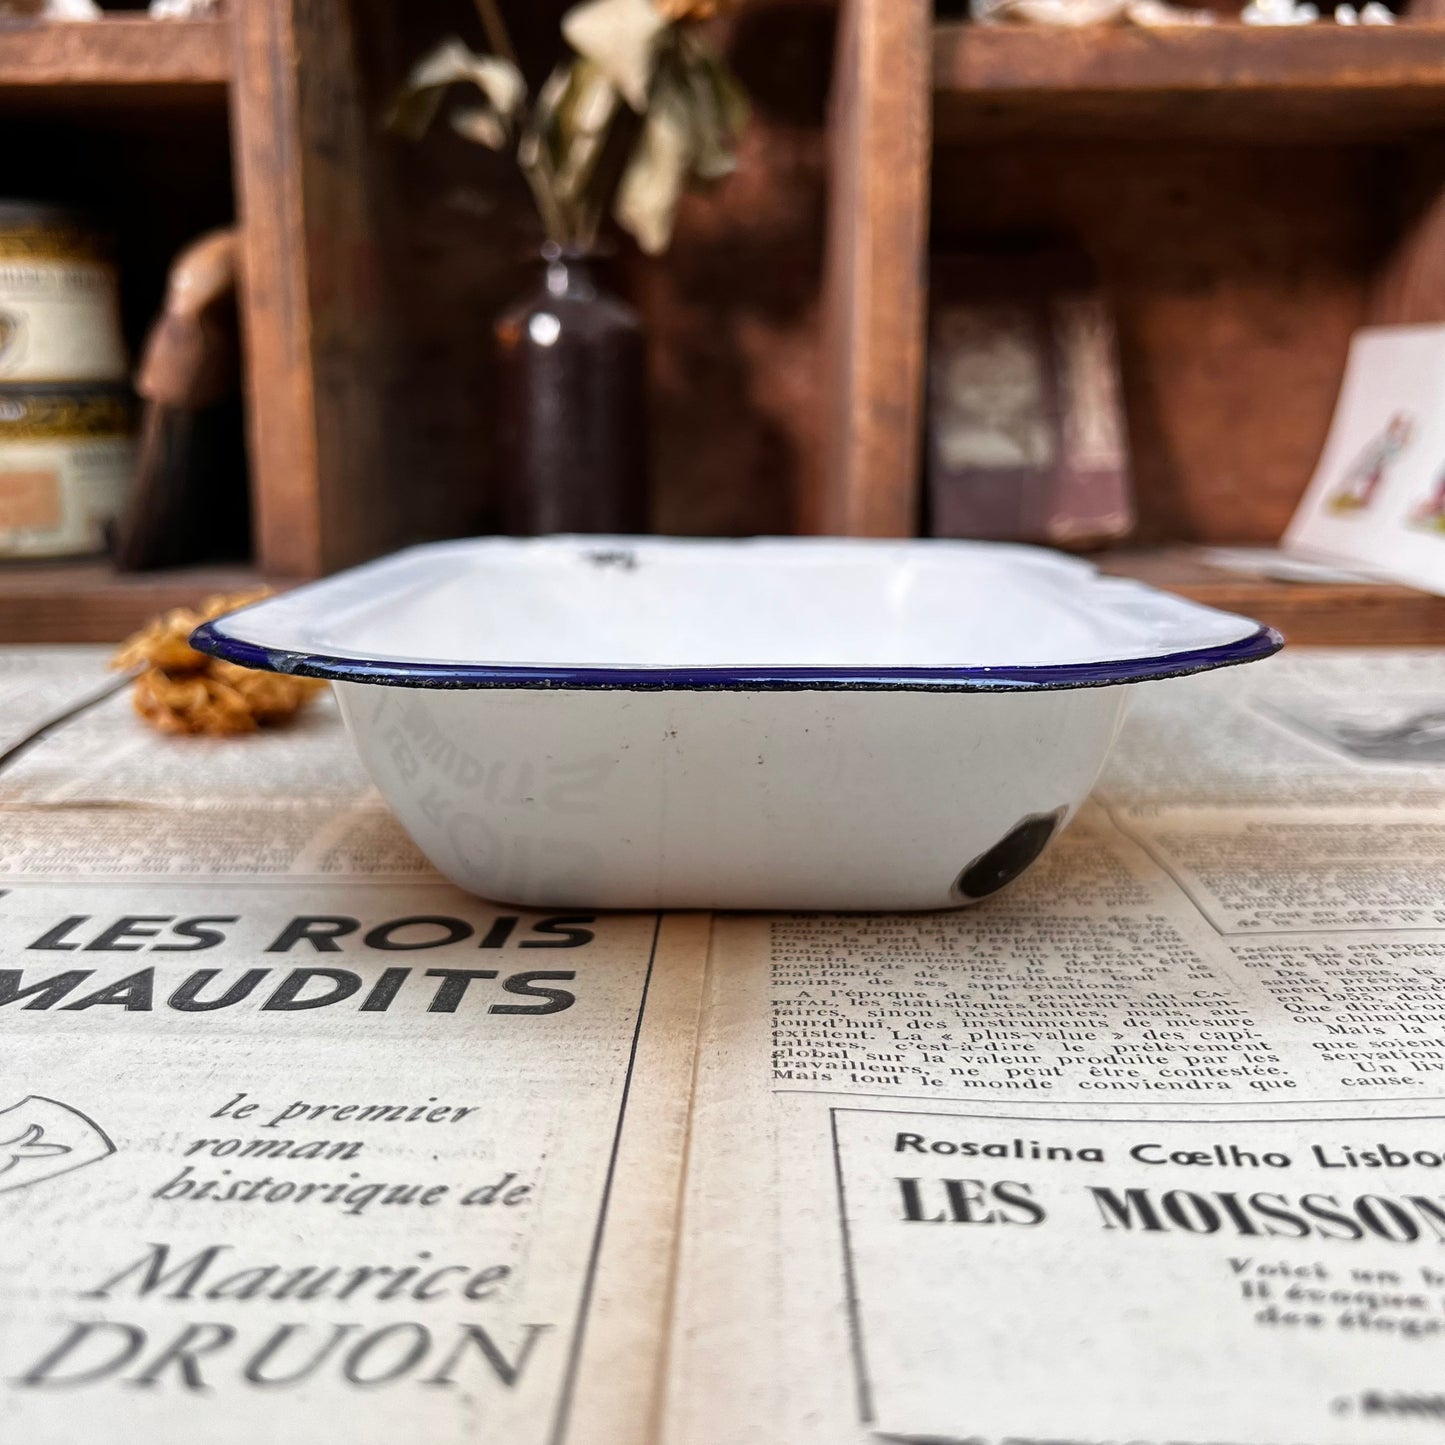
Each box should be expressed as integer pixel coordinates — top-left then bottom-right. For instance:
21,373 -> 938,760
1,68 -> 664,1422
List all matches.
543,247 -> 598,302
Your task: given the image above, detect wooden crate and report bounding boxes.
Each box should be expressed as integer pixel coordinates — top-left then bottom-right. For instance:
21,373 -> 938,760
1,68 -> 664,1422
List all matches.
4,1 -> 1444,645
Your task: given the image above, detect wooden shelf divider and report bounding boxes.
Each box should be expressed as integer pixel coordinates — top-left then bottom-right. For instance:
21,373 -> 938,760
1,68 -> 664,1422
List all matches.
0,17 -> 229,89
816,0 -> 933,536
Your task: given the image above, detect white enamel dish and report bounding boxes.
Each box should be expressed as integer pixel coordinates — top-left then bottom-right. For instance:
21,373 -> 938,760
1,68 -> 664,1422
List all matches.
193,537 -> 1282,911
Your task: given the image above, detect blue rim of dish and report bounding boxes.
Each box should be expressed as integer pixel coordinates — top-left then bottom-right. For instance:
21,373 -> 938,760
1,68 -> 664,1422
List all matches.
190,621 -> 1284,692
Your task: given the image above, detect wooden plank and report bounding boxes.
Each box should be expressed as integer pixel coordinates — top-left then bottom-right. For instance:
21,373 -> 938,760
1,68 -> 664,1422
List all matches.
0,17 -> 228,88
936,22 -> 1445,95
934,23 -> 1445,140
1099,547 -> 1445,645
0,562 -> 274,644
816,0 -> 932,536
229,0 -> 388,577
229,0 -> 322,576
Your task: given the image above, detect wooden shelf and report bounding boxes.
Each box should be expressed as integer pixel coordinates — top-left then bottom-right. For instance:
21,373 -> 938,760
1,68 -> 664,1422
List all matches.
8,551 -> 1435,648
1098,548 -> 1445,645
0,561 -> 273,644
934,21 -> 1445,139
0,17 -> 228,101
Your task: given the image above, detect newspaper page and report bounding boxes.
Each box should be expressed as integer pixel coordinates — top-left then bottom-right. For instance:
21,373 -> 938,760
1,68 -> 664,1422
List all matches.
0,665 -> 710,1445
10,645 -> 1445,1445
0,646 -> 119,757
0,688 -> 431,879
663,648 -> 1445,1445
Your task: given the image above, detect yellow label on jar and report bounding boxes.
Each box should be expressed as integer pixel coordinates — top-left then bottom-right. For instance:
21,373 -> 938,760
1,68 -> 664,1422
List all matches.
0,434 -> 135,558
0,468 -> 62,530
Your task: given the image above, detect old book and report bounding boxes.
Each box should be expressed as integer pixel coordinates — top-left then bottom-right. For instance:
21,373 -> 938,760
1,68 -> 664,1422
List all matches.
927,250 -> 1134,549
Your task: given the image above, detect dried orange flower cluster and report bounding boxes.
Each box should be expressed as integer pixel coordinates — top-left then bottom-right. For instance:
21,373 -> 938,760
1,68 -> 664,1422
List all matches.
113,589 -> 326,737
654,0 -> 734,19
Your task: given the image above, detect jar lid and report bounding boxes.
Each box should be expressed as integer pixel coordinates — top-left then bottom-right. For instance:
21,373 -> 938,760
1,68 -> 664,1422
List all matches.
0,200 -> 94,230
0,382 -> 136,439
0,380 -> 133,400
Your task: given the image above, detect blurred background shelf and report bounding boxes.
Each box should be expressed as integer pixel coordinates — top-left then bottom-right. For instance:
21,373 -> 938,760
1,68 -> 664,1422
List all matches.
1098,550 -> 1445,645
823,1 -> 1445,645
7,548 -> 1436,646
0,561 -> 270,644
3,2 -> 1443,645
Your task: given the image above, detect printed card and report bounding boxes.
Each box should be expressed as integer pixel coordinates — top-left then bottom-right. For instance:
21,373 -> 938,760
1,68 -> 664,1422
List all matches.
1285,324 -> 1445,596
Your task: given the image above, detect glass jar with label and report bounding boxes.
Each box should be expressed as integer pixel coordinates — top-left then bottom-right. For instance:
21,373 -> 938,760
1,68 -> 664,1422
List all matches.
0,384 -> 137,558
0,200 -> 127,384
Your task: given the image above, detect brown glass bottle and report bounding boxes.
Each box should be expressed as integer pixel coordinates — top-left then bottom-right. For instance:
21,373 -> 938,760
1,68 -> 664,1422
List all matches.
495,243 -> 649,535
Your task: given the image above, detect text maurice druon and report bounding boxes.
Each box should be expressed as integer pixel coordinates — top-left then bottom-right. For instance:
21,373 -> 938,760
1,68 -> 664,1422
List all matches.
16,1243 -> 549,1396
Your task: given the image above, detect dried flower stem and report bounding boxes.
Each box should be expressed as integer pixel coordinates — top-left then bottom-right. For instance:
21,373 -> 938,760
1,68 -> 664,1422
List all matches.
575,102 -> 643,251
525,154 -> 570,246
472,0 -> 520,67
468,0 -> 577,242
